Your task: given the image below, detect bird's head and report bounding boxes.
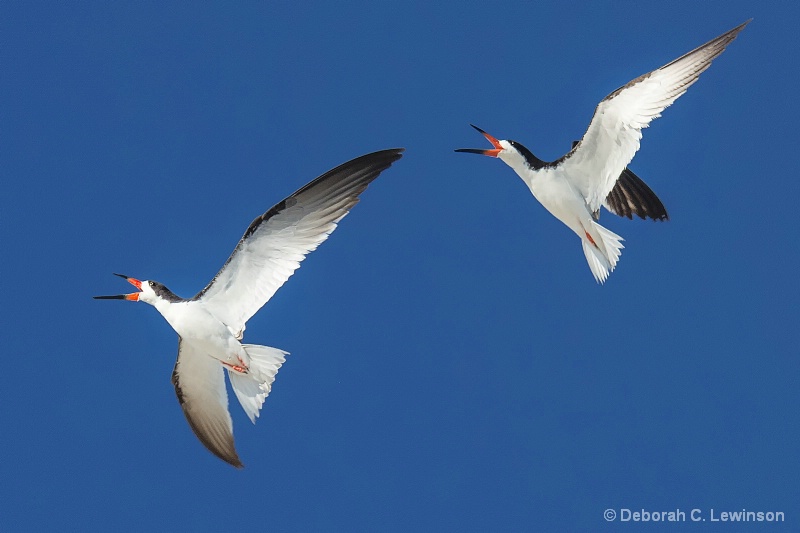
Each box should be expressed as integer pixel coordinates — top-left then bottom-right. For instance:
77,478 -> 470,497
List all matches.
94,273 -> 160,304
456,124 -> 545,172
455,124 -> 524,166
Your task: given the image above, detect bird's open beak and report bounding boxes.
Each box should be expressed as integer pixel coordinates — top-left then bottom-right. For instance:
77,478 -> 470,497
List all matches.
93,273 -> 142,301
455,124 -> 503,157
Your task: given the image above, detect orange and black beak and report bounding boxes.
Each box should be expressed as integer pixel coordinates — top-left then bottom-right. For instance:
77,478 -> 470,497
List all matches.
93,273 -> 142,301
455,124 -> 503,157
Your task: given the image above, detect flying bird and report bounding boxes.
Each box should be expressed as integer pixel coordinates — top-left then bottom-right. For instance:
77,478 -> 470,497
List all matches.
95,148 -> 404,467
456,21 -> 748,283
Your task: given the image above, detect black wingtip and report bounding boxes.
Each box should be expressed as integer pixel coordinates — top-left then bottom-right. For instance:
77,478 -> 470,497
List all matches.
224,453 -> 244,468
363,147 -> 405,165
353,148 -> 405,170
721,19 -> 751,41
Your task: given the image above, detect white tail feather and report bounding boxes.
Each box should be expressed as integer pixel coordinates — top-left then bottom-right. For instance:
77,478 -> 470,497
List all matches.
581,221 -> 624,284
228,344 -> 288,423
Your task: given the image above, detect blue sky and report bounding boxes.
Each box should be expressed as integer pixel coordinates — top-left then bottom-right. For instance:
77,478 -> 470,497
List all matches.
2,1 -> 797,531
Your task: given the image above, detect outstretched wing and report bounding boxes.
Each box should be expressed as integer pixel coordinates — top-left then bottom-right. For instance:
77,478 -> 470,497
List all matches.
604,167 -> 669,221
561,21 -> 748,213
172,338 -> 242,468
195,148 -> 404,335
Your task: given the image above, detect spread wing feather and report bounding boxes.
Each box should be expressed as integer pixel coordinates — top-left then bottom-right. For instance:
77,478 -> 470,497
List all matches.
195,149 -> 404,335
561,21 -> 748,213
172,339 -> 242,467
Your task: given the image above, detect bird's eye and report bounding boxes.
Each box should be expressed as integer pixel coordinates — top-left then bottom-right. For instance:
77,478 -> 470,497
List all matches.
149,281 -> 155,287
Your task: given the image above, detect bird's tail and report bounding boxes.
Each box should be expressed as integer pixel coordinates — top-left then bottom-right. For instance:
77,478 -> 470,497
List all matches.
228,344 -> 289,423
581,221 -> 624,284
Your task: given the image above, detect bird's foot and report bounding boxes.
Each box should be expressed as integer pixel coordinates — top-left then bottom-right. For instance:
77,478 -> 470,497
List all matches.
222,358 -> 249,374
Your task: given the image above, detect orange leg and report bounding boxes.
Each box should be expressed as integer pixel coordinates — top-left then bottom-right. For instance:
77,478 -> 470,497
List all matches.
221,361 -> 248,373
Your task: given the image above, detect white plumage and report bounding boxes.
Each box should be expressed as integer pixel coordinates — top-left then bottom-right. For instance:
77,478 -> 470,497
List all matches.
96,149 -> 404,467
457,21 -> 748,283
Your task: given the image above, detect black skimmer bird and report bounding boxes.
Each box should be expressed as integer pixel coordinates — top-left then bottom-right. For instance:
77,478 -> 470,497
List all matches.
457,21 -> 748,283
95,148 -> 404,467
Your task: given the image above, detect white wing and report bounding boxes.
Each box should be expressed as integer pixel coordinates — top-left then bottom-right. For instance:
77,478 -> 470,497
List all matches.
195,148 -> 404,335
171,338 -> 242,468
561,21 -> 748,213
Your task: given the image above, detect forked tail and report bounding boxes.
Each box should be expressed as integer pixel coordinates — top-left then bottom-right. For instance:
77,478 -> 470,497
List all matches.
581,221 -> 624,284
228,344 -> 288,423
